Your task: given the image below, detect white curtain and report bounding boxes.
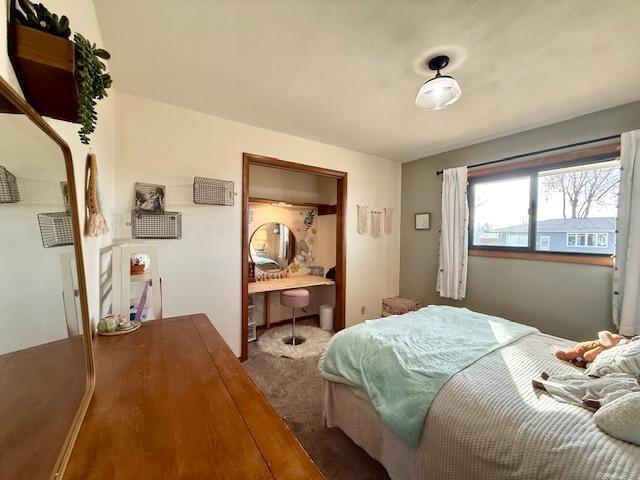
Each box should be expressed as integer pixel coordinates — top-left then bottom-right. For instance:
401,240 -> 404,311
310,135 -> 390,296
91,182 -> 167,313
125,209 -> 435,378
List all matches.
437,166 -> 469,300
613,130 -> 640,336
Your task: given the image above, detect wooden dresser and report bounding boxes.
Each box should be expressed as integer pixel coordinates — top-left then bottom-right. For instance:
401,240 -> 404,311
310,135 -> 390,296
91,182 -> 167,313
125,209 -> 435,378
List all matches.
66,314 -> 324,479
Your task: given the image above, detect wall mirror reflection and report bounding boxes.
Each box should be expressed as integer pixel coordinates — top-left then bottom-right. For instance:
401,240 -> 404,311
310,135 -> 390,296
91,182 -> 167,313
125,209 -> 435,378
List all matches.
0,79 -> 92,480
249,222 -> 296,272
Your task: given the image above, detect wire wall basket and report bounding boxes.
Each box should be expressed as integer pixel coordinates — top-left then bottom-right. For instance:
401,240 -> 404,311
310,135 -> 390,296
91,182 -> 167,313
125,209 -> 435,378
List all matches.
0,166 -> 20,203
131,210 -> 182,239
38,212 -> 73,248
193,177 -> 234,206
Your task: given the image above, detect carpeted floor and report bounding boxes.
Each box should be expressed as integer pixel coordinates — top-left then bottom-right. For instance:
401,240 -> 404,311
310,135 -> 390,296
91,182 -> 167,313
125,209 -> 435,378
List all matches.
243,322 -> 390,480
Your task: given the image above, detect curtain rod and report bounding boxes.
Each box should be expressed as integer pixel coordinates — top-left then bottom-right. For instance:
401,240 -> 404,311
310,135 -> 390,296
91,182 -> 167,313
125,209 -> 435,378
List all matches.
435,134 -> 620,176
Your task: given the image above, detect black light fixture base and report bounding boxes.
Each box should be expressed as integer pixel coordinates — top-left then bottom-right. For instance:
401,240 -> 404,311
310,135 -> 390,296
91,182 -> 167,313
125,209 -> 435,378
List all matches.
428,55 -> 450,72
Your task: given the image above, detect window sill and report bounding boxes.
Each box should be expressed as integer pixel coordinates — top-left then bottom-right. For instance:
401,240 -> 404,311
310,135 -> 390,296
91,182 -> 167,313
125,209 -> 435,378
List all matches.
468,249 -> 613,267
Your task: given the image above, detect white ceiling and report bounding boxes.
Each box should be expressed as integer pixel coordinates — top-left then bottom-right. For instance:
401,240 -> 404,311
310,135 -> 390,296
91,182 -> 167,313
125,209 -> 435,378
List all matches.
94,0 -> 640,162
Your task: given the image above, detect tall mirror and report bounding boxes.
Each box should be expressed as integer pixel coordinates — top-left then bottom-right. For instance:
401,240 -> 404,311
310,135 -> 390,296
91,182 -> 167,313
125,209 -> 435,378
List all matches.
250,222 -> 296,272
0,78 -> 92,479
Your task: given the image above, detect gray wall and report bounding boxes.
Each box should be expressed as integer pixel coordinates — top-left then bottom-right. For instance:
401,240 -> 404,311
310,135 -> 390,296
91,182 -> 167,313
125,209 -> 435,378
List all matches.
400,101 -> 640,341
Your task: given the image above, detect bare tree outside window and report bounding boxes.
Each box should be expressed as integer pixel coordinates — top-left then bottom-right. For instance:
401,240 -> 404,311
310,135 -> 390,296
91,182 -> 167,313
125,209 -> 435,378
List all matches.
540,161 -> 620,219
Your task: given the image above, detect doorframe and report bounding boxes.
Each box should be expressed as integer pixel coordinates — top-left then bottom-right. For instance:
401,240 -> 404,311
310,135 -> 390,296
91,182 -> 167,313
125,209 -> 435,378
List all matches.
241,153 -> 347,361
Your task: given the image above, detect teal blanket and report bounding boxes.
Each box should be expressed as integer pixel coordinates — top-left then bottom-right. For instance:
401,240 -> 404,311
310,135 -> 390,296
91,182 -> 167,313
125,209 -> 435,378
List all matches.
320,306 -> 538,446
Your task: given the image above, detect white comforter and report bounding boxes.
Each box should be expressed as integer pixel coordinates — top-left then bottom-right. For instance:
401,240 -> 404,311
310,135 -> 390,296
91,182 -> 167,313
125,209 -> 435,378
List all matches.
323,333 -> 640,480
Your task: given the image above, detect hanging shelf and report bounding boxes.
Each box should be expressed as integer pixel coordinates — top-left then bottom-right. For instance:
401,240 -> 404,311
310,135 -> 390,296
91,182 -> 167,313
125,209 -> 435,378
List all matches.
8,22 -> 79,123
38,212 -> 73,248
131,210 -> 182,240
0,166 -> 20,203
193,176 -> 235,206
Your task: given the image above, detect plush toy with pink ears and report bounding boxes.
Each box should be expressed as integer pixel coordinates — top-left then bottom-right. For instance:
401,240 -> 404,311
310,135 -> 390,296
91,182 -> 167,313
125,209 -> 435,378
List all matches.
555,331 -> 628,367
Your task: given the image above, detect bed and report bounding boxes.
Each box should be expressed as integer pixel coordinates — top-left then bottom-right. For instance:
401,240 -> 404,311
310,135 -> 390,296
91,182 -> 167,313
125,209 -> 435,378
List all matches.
320,307 -> 640,480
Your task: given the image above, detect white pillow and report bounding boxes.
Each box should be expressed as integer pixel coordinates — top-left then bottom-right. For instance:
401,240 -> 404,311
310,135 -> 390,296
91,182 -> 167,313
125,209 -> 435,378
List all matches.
586,340 -> 640,377
594,392 -> 640,445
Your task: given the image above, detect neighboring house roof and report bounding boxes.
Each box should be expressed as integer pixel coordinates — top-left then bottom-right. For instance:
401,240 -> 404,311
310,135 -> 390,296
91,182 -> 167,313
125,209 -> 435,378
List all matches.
489,217 -> 616,234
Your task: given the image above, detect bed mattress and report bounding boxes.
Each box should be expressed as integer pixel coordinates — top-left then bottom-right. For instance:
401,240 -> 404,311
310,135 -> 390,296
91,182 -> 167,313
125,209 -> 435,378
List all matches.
322,333 -> 640,480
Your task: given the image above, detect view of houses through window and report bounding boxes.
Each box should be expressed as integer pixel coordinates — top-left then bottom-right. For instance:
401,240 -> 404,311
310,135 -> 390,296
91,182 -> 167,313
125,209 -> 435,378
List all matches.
471,158 -> 620,255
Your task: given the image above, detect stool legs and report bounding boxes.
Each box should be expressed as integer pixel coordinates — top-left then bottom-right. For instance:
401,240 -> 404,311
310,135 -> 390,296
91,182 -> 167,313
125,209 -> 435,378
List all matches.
283,306 -> 305,346
291,307 -> 296,345
280,288 -> 309,347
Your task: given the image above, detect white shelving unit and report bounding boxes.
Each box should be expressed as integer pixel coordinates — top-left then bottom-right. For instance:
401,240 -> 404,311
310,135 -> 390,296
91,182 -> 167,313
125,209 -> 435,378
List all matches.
112,244 -> 162,321
248,303 -> 256,342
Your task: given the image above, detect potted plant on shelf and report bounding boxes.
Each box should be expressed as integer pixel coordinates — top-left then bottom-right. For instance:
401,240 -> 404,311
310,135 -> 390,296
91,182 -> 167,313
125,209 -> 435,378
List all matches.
8,0 -> 112,145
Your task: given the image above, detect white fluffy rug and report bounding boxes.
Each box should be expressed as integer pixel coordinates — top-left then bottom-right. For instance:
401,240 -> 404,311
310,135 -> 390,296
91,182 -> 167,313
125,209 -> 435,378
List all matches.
257,325 -> 332,359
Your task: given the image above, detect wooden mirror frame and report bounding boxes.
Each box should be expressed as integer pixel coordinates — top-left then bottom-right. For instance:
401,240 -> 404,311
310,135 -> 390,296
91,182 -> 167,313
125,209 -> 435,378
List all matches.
0,75 -> 95,479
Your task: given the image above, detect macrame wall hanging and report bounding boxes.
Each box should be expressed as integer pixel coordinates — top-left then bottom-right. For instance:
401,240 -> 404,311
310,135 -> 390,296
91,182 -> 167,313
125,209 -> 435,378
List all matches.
85,152 -> 109,237
370,210 -> 381,238
357,202 -> 368,234
384,207 -> 393,235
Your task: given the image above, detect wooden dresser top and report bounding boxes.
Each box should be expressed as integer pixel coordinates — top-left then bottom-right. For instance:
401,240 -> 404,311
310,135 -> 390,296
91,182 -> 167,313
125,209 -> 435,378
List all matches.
66,314 -> 323,479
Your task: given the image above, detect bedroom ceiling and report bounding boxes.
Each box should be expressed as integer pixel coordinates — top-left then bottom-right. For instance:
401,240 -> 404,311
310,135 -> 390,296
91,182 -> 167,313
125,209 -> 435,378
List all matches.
94,0 -> 640,162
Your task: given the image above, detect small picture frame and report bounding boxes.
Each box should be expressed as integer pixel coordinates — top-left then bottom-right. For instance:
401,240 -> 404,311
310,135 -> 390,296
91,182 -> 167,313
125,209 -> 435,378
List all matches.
415,212 -> 431,230
135,182 -> 165,212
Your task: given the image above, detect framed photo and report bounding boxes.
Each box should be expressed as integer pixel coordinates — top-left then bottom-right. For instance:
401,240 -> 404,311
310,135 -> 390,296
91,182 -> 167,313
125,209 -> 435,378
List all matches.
415,212 -> 431,230
135,183 -> 165,212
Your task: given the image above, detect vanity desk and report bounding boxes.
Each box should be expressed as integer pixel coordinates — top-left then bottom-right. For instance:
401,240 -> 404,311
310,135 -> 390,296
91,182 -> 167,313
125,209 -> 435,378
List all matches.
249,275 -> 335,328
65,314 -> 324,479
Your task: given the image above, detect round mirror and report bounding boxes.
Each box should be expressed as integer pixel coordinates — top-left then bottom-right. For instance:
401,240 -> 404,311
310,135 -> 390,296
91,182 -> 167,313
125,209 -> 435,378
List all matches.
250,222 -> 296,272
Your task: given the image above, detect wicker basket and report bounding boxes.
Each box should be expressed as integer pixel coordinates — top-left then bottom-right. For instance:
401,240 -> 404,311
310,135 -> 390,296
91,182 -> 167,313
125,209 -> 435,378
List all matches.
382,296 -> 423,316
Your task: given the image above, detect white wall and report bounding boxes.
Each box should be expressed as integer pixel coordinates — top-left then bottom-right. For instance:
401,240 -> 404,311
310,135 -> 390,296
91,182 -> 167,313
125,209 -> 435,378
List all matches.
1,0 -> 116,330
1,2 -> 400,354
0,115 -> 73,353
114,92 -> 401,355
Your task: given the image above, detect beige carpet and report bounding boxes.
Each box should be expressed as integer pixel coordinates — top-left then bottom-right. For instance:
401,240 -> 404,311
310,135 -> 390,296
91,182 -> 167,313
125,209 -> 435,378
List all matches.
243,323 -> 390,480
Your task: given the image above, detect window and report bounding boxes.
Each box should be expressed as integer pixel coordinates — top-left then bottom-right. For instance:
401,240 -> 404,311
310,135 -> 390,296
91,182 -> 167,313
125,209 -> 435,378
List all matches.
597,233 -> 608,247
566,232 -> 609,248
539,235 -> 551,251
469,147 -> 620,256
471,176 -> 530,248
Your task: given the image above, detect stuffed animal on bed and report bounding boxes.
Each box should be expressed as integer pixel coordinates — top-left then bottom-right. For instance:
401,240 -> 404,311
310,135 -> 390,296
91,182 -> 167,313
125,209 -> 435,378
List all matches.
555,331 -> 627,367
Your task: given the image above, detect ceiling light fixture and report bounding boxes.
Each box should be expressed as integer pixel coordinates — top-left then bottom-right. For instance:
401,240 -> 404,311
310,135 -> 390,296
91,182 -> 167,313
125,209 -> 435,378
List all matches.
415,55 -> 461,111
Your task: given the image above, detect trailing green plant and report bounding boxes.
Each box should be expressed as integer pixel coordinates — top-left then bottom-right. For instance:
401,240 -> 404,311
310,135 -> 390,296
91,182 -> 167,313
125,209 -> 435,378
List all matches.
12,1 -> 112,144
74,33 -> 112,145
14,0 -> 71,38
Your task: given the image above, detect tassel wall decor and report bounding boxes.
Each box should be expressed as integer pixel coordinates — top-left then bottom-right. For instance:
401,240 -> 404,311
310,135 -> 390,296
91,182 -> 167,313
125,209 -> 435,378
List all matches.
370,210 -> 381,238
384,207 -> 393,235
357,204 -> 368,234
85,153 -> 109,237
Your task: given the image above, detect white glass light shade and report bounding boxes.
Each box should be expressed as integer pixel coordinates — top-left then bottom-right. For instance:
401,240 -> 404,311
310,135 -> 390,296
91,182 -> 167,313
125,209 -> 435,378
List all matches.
415,75 -> 462,110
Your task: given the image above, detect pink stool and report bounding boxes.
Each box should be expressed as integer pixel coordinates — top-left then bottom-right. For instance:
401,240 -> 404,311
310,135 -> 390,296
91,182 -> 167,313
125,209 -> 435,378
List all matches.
280,288 -> 309,346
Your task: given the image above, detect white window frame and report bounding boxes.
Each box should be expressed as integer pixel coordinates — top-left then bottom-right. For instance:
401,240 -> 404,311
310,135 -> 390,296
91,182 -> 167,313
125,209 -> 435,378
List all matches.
597,232 -> 608,248
566,232 -> 609,248
538,235 -> 551,251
